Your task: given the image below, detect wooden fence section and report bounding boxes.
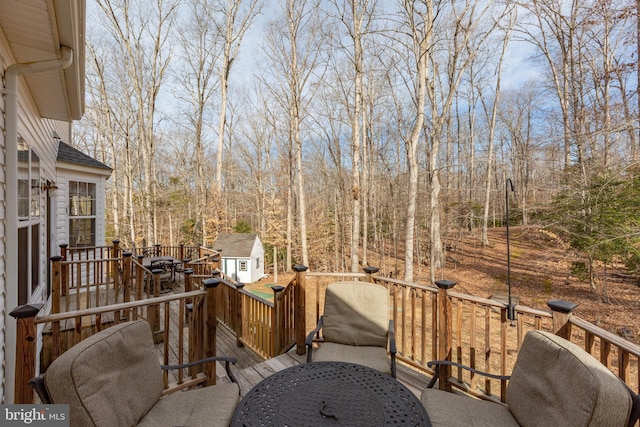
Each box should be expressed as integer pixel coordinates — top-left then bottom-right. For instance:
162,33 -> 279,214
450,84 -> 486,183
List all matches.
304,269 -> 640,403
215,276 -> 297,360
13,250 -> 640,406
11,286 -> 224,403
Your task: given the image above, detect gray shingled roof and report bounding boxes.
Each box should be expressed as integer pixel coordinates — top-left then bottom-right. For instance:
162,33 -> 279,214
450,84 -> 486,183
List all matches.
57,141 -> 112,171
213,233 -> 259,257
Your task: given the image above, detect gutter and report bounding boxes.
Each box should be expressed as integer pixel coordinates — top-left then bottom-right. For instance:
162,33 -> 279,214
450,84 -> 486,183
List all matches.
2,46 -> 73,403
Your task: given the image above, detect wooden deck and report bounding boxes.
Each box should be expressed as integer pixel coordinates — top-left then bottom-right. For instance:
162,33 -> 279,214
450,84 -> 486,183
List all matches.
231,349 -> 433,398
150,278 -> 433,397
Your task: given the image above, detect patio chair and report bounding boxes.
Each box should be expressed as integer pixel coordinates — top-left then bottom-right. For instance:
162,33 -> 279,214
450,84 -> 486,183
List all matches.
150,259 -> 174,286
305,281 -> 396,377
422,330 -> 639,427
29,320 -> 240,427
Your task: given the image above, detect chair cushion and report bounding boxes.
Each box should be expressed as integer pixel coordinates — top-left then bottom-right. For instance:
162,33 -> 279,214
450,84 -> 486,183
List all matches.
312,342 -> 391,375
506,330 -> 632,427
45,321 -> 163,427
138,383 -> 240,427
421,389 -> 519,427
322,281 -> 389,347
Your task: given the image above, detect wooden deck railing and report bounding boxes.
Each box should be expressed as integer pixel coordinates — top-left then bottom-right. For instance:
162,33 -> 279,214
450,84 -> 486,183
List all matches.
11,283 -> 226,403
214,272 -> 297,359
302,268 -> 639,404
13,247 -> 640,407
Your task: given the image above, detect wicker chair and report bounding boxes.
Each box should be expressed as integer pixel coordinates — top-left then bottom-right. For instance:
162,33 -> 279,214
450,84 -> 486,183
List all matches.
305,281 -> 396,377
30,320 -> 240,427
422,330 -> 640,427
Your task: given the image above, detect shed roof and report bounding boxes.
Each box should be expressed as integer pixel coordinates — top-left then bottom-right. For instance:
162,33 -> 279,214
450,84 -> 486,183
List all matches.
213,233 -> 259,258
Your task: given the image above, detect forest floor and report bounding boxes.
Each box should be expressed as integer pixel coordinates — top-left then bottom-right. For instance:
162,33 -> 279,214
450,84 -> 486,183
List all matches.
249,226 -> 640,346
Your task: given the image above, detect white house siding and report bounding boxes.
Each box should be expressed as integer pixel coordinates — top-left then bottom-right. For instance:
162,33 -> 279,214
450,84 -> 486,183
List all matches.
0,31 -> 8,403
0,35 -> 72,402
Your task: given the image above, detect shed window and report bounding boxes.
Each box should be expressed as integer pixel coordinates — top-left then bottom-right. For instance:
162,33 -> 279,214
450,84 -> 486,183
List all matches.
239,261 -> 248,271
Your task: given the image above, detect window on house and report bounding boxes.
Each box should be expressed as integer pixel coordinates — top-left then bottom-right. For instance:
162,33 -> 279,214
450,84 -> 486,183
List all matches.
69,181 -> 96,247
239,260 -> 248,271
256,257 -> 260,269
17,137 -> 41,304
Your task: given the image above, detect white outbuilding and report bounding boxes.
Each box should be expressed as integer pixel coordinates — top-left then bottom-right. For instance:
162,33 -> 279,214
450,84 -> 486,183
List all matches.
213,233 -> 265,284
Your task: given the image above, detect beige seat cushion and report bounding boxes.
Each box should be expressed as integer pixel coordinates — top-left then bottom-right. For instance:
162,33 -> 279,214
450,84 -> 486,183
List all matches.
138,383 -> 240,427
45,321 -> 163,427
421,388 -> 519,427
312,343 -> 392,375
322,281 -> 389,347
506,330 -> 632,427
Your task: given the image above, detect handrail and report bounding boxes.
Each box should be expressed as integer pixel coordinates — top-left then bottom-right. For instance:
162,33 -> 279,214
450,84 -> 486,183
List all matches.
35,290 -> 206,324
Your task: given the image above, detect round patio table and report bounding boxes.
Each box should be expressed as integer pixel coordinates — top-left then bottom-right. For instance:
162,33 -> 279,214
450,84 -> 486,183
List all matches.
230,361 -> 431,426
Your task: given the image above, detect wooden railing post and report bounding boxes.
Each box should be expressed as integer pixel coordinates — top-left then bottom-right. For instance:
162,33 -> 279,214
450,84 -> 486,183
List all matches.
136,254 -> 145,300
272,285 -> 285,356
10,303 -> 43,404
121,252 -> 133,318
363,266 -> 379,283
154,243 -> 161,256
235,283 -> 245,347
149,269 -> 162,341
59,244 -> 68,296
179,243 -> 185,261
435,279 -> 456,392
293,265 -> 308,355
111,239 -> 120,289
203,278 -> 220,386
547,300 -> 578,340
50,256 -> 63,314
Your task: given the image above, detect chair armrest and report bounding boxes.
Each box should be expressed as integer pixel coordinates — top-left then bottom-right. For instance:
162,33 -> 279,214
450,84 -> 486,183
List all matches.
388,319 -> 397,378
305,316 -> 324,363
624,382 -> 640,427
28,376 -> 53,404
426,360 -> 511,389
162,356 -> 238,383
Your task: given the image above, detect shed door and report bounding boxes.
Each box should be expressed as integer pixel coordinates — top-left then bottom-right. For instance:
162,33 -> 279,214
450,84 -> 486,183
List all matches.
223,258 -> 237,281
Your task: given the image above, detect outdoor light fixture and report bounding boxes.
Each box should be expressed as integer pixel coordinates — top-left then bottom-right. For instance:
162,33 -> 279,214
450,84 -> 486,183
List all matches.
506,178 -> 516,325
42,181 -> 58,192
52,131 -> 61,141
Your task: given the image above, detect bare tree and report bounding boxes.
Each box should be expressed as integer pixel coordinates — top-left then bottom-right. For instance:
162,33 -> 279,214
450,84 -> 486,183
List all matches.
262,0 -> 327,268
213,0 -> 261,227
94,0 -> 178,246
173,0 -> 223,246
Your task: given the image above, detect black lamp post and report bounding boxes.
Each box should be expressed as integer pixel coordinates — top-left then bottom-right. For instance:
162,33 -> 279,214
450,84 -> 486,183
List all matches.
506,178 -> 516,325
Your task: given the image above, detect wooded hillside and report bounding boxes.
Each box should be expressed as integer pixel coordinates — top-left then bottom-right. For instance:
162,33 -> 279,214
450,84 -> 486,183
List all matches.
77,0 -> 640,292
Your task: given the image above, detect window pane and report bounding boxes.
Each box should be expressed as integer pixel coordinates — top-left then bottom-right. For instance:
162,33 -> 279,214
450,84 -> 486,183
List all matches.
69,181 -> 96,217
69,218 -> 96,247
18,140 -> 29,220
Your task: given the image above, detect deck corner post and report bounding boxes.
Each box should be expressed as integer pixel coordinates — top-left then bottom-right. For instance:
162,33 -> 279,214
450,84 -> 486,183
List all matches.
149,269 -> 163,336
235,282 -> 245,347
179,243 -> 185,261
363,266 -> 379,283
203,278 -> 220,385
272,285 -> 286,356
121,252 -> 133,316
58,244 -> 68,296
547,300 -> 578,340
293,265 -> 308,355
10,303 -> 44,404
435,280 -> 457,392
154,243 -> 161,257
50,256 -> 63,314
111,239 -> 120,286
